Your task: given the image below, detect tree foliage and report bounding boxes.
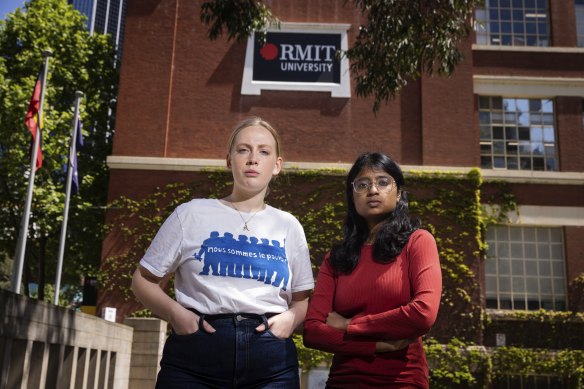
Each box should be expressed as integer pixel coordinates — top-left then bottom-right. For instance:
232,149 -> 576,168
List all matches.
200,0 -> 480,111
0,0 -> 118,301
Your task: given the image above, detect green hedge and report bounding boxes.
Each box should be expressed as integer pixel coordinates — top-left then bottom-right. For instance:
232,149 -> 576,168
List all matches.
105,168 -> 581,387
294,335 -> 584,388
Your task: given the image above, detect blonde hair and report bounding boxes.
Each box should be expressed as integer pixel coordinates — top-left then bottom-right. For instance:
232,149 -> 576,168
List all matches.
227,117 -> 282,157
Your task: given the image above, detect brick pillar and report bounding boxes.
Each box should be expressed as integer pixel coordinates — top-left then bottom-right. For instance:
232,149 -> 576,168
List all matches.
124,317 -> 167,388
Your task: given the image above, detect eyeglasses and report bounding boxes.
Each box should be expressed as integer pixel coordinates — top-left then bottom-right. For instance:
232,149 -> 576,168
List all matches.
351,177 -> 395,194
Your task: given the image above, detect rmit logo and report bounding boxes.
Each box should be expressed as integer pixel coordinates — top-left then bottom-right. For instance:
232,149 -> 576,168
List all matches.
260,43 -> 278,60
260,43 -> 337,62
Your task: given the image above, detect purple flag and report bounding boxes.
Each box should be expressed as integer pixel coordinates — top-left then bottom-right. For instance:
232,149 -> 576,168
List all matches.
71,119 -> 84,194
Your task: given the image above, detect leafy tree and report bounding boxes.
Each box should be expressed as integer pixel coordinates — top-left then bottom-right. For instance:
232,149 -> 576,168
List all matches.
0,0 -> 118,301
0,253 -> 13,290
200,0 -> 481,112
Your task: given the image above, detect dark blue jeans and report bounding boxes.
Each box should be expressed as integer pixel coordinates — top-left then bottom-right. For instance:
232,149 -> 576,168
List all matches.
156,312 -> 300,389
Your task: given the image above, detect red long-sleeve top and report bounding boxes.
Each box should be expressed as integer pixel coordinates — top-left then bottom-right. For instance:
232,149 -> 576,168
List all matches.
303,229 -> 442,389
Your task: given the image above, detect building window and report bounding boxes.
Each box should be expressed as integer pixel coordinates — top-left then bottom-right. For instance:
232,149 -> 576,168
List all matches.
576,0 -> 584,47
485,226 -> 566,311
479,96 -> 557,171
475,0 -> 549,46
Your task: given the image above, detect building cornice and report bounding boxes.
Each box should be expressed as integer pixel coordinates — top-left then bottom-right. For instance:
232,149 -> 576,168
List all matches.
473,75 -> 584,97
484,205 -> 584,227
472,44 -> 584,54
106,156 -> 584,185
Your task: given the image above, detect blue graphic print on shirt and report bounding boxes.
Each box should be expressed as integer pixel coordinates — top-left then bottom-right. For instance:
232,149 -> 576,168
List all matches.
193,231 -> 290,290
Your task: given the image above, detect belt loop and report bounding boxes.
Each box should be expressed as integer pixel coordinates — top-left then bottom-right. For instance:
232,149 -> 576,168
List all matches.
198,313 -> 207,333
260,314 -> 270,332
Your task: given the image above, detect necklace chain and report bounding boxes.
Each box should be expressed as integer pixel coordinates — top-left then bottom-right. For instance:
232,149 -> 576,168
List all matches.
227,201 -> 263,231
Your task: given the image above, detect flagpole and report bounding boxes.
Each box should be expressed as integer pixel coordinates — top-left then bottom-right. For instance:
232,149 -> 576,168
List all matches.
11,50 -> 52,294
54,91 -> 84,305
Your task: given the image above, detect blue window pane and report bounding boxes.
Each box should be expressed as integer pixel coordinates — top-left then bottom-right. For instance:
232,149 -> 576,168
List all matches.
531,142 -> 544,155
541,99 -> 553,112
494,156 -> 506,168
503,98 -> 516,111
526,35 -> 537,46
512,10 -> 524,20
516,99 -> 529,112
530,127 -> 543,141
535,0 -> 547,8
476,8 -> 487,22
542,127 -> 554,142
513,22 -> 524,33
525,0 -> 536,8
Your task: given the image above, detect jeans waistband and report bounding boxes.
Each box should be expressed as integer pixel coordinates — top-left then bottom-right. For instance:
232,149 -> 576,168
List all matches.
187,308 -> 278,321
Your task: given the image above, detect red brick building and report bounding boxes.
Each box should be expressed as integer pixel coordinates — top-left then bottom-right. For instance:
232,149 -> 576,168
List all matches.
104,0 -> 584,347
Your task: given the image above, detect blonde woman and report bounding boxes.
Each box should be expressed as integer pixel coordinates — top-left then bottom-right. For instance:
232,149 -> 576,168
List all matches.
132,117 -> 314,388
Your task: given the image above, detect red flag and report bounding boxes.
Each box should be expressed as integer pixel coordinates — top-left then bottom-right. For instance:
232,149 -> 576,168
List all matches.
25,78 -> 42,170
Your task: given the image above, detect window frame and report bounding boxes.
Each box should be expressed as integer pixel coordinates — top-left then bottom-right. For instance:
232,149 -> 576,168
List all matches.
484,225 -> 567,311
479,96 -> 558,172
475,0 -> 550,47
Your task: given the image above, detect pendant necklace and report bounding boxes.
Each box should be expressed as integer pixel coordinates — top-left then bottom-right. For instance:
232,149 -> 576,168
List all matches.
227,201 -> 263,231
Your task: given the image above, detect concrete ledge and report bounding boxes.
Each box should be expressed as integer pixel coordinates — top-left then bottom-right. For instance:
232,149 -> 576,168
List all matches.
106,156 -> 584,185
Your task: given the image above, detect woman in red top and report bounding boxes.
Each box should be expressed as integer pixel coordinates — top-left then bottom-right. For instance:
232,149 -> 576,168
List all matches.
303,152 -> 442,388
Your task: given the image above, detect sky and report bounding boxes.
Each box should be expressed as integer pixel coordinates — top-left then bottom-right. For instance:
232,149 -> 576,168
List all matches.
0,0 -> 27,20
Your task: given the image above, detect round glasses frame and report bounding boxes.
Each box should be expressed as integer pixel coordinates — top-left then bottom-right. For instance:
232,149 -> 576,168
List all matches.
351,178 -> 395,194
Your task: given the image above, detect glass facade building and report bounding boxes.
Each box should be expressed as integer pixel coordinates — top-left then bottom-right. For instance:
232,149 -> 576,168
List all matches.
69,0 -> 127,57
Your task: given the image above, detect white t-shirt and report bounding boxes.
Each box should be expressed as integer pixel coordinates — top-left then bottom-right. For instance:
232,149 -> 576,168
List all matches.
140,198 -> 315,315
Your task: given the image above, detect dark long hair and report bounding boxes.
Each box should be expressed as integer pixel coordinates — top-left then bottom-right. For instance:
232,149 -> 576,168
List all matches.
329,152 -> 420,274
